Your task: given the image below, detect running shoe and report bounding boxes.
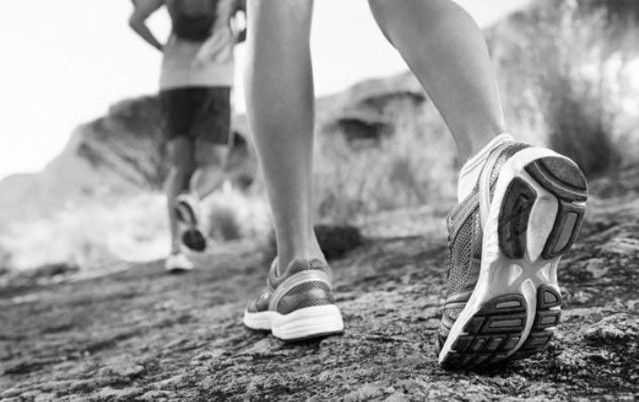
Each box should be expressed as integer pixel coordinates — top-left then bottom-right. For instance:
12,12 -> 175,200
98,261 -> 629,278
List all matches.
243,258 -> 344,341
437,142 -> 588,368
175,193 -> 207,252
165,251 -> 194,273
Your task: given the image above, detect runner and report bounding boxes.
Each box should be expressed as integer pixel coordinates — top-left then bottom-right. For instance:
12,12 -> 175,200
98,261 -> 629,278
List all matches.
129,0 -> 246,273
241,0 -> 588,368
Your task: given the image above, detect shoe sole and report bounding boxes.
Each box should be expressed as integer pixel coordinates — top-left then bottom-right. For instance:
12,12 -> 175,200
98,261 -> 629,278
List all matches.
175,201 -> 207,252
243,305 -> 344,342
181,229 -> 207,252
439,148 -> 588,368
165,266 -> 193,274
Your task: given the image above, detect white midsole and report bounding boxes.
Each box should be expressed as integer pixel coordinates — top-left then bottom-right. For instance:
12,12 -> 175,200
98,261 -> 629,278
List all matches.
243,305 -> 344,341
438,147 -> 575,363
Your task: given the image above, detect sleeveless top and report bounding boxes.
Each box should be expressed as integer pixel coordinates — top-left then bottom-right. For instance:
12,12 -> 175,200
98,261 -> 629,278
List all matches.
172,0 -> 218,42
160,0 -> 236,90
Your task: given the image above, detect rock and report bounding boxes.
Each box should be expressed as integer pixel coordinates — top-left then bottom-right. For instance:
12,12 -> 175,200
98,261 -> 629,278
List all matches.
584,258 -> 608,279
343,383 -> 385,402
155,374 -> 187,389
568,289 -> 594,304
581,313 -> 639,345
140,390 -> 177,402
599,237 -> 639,255
384,392 -> 410,402
261,224 -> 364,265
315,225 -> 364,261
97,357 -> 145,379
89,386 -> 144,402
31,262 -> 80,280
34,394 -> 56,402
0,96 -> 255,225
240,338 -> 280,357
190,349 -> 225,365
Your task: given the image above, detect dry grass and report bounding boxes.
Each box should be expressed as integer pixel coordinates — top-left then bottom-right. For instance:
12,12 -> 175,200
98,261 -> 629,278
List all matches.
0,186 -> 270,272
314,99 -> 456,223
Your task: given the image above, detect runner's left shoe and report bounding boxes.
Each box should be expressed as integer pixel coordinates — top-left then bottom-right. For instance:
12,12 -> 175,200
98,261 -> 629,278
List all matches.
243,258 -> 344,341
437,141 -> 588,368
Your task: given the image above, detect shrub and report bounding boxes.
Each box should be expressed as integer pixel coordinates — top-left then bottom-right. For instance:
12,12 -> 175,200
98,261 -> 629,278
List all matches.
492,0 -> 639,177
545,77 -> 619,176
314,93 -> 456,223
207,204 -> 242,242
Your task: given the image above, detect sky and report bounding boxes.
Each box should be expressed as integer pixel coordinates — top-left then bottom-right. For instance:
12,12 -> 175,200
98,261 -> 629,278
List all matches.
0,0 -> 530,181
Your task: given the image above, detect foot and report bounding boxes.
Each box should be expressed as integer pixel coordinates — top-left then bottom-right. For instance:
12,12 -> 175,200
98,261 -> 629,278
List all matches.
243,258 -> 344,341
437,141 -> 588,368
175,193 -> 207,252
165,251 -> 194,273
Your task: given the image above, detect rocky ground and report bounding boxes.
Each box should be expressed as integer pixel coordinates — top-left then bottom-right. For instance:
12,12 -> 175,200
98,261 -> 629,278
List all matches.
1,169 -> 639,401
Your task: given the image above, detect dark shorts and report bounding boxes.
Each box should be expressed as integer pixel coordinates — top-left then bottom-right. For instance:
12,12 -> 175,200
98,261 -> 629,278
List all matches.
160,86 -> 231,145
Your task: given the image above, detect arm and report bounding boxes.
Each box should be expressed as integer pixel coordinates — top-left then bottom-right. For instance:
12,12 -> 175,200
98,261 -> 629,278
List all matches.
129,0 -> 165,52
194,0 -> 243,65
231,0 -> 247,44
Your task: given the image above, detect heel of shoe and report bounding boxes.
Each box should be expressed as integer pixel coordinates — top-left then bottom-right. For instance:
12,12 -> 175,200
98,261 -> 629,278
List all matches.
181,229 -> 207,252
272,305 -> 344,341
499,156 -> 588,260
525,157 -> 588,259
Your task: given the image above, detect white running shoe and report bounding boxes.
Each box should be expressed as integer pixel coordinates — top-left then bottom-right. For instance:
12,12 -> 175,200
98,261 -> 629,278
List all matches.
165,252 -> 195,273
243,258 -> 344,341
437,141 -> 588,368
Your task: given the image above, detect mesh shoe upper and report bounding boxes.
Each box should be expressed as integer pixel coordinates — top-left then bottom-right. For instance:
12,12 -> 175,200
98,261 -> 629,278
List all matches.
438,142 -> 529,349
246,258 -> 335,315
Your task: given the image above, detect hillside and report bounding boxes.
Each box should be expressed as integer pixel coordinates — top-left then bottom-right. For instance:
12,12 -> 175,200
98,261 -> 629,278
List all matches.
3,0 -> 637,227
1,0 -> 638,271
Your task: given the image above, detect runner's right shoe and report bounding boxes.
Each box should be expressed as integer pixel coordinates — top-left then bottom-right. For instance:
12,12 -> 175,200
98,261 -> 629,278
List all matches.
437,141 -> 588,368
175,193 -> 207,252
165,251 -> 194,273
243,258 -> 344,341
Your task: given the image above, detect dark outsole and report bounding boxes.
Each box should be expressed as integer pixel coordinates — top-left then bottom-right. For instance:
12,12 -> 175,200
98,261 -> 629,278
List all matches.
182,229 -> 207,252
441,285 -> 562,368
166,268 -> 191,275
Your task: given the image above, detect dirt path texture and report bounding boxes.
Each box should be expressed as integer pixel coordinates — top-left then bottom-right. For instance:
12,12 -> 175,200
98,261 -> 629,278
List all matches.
1,169 -> 638,401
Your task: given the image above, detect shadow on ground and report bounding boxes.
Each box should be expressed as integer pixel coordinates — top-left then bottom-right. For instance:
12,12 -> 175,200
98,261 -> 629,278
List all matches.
1,169 -> 638,401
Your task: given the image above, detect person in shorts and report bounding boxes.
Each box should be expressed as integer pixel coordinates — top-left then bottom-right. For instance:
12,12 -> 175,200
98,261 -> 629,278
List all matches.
240,0 -> 589,370
130,0 -> 246,273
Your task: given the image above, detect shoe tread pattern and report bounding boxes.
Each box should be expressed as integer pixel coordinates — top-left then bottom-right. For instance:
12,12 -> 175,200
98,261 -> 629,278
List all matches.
441,286 -> 562,368
182,229 -> 207,252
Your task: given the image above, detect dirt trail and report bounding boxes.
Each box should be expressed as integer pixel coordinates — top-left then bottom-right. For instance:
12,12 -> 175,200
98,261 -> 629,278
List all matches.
1,173 -> 639,401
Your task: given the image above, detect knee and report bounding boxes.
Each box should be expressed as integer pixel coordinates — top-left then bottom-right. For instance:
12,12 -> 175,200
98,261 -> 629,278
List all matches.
170,158 -> 195,179
368,0 -> 395,20
195,146 -> 226,169
369,0 -> 456,29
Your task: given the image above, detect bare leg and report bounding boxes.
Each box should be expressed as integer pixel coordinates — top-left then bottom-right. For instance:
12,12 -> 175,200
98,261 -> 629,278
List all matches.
369,0 -> 505,162
166,138 -> 195,253
245,0 -> 321,273
191,141 -> 228,199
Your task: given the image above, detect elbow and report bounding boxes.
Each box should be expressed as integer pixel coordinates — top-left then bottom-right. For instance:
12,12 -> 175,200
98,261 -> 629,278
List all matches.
236,30 -> 247,44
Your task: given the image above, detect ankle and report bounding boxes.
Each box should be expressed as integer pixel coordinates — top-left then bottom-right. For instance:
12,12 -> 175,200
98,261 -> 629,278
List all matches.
457,133 -> 514,201
276,239 -> 325,274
